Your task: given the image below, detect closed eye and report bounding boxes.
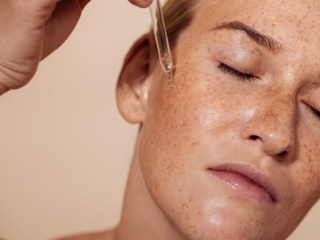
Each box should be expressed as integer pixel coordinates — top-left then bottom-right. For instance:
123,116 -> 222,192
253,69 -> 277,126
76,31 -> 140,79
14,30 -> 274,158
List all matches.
311,106 -> 320,119
218,62 -> 257,81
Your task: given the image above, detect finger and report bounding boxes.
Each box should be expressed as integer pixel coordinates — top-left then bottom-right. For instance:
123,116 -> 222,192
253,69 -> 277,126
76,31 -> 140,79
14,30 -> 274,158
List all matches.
128,0 -> 152,8
42,0 -> 83,59
79,0 -> 91,9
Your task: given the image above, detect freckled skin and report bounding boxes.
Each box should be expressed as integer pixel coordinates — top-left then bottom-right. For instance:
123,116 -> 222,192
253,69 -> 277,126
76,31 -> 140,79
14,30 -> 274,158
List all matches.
135,0 -> 320,239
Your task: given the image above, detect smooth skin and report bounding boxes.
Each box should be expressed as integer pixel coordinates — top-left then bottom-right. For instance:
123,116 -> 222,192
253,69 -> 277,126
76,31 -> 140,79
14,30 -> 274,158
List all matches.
0,0 -> 152,95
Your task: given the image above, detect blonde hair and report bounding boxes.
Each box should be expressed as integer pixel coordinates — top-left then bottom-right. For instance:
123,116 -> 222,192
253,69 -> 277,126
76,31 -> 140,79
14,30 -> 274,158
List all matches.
162,0 -> 196,48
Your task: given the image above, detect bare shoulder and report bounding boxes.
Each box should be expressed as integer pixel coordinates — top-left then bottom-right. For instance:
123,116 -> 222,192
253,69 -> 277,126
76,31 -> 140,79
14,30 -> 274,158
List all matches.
54,229 -> 115,240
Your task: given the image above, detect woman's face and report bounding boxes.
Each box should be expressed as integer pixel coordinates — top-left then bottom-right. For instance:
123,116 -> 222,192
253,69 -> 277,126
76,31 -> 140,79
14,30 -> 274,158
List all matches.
139,0 -> 320,239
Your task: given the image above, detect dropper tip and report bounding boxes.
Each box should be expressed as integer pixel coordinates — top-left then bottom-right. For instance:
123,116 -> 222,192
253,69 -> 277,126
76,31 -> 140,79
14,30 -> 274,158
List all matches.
166,70 -> 174,87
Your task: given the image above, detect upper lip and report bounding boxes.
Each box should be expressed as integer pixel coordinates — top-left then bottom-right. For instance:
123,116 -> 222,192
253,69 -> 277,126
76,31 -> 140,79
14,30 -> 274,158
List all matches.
208,163 -> 278,202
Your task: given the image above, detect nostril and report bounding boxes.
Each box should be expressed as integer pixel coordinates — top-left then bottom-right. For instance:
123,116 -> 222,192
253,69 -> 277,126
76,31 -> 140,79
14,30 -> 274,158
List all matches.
250,135 -> 259,140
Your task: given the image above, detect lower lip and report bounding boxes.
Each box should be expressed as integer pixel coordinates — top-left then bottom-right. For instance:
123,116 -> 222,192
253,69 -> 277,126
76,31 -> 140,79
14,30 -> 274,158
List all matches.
209,170 -> 273,203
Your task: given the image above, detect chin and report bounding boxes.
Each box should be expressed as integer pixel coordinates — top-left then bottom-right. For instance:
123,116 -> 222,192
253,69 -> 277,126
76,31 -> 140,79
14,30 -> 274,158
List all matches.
149,175 -> 286,240
170,207 -> 286,240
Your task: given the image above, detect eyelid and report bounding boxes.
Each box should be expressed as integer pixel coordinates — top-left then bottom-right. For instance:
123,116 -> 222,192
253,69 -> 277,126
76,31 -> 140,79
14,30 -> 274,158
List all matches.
310,107 -> 320,118
305,99 -> 320,120
218,62 -> 259,81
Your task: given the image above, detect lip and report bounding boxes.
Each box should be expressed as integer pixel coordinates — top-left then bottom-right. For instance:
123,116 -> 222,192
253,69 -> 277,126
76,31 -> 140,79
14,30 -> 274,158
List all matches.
208,163 -> 278,203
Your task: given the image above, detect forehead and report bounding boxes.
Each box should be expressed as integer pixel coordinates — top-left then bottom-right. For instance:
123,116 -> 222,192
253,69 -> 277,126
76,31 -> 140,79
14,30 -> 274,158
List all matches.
190,0 -> 320,48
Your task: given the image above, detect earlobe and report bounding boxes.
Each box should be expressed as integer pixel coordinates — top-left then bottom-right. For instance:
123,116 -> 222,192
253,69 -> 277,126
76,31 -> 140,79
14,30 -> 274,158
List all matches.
116,34 -> 155,124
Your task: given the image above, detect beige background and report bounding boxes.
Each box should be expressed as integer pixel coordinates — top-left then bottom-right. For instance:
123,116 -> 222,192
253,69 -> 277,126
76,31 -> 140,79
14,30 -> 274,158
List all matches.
0,1 -> 319,239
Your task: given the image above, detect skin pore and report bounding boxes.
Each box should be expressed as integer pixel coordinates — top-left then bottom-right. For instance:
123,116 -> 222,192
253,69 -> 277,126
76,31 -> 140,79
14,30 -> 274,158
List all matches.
59,0 -> 320,239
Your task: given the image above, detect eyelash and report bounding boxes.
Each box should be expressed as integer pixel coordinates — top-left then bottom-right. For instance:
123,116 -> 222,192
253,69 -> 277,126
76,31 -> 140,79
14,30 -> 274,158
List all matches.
218,62 -> 257,81
311,107 -> 320,119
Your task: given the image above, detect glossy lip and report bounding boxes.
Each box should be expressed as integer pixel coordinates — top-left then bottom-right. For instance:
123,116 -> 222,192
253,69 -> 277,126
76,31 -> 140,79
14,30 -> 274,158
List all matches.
208,163 -> 278,203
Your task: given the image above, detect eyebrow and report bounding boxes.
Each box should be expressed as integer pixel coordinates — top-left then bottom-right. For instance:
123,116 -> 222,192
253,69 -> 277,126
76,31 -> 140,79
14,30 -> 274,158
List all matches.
214,21 -> 282,53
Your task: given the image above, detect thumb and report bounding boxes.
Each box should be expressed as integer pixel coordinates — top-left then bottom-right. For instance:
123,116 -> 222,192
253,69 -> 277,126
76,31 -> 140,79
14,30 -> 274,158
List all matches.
128,0 -> 153,8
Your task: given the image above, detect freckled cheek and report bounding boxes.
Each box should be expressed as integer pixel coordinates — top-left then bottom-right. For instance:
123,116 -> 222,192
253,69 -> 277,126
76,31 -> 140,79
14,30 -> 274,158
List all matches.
293,136 -> 320,200
280,134 -> 320,227
139,99 -> 202,184
139,73 -> 245,185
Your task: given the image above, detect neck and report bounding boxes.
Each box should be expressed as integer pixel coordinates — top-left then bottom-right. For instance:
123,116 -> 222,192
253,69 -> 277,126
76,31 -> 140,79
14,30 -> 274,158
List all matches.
113,134 -> 186,240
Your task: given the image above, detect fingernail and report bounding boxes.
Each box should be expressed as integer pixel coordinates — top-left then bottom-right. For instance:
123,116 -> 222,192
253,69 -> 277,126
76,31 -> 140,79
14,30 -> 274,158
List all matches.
147,0 -> 153,3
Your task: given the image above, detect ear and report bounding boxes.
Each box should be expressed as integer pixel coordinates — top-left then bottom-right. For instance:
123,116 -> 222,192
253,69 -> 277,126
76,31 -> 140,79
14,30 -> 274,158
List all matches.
116,34 -> 155,124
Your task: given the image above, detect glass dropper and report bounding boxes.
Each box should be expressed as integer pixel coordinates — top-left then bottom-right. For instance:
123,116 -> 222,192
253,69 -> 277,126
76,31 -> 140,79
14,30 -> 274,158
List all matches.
149,0 -> 174,86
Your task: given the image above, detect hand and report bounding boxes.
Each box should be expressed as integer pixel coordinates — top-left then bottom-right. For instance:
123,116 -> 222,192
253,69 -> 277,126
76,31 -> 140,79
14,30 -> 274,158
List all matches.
0,0 -> 91,95
0,0 -> 152,95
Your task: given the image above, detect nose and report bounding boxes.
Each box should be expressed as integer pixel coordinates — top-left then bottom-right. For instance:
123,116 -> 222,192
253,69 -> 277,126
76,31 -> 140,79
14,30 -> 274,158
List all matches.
240,99 -> 296,161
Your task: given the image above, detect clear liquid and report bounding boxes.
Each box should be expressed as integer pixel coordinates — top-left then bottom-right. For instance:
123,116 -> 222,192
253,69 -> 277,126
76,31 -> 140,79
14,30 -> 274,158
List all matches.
166,70 -> 174,87
161,57 -> 173,71
161,57 -> 174,87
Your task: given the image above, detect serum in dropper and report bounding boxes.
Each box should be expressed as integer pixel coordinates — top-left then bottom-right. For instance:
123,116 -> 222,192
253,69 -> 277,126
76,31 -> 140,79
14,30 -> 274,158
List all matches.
149,0 -> 174,87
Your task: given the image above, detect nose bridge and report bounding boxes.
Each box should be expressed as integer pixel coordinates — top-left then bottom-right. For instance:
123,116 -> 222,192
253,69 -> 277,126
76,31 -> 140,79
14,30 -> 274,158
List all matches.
241,91 -> 297,158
